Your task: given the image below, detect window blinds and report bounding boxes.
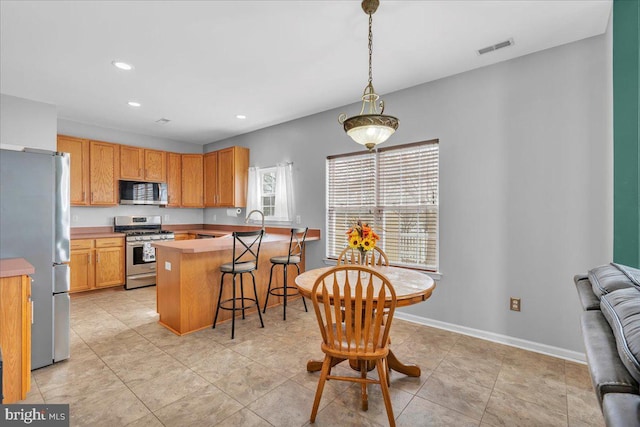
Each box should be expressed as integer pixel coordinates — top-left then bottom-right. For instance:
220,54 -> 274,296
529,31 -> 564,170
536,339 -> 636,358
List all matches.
326,140 -> 439,270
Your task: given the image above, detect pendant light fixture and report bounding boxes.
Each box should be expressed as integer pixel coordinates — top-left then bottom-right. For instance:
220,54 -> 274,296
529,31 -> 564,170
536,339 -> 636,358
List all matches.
339,0 -> 398,151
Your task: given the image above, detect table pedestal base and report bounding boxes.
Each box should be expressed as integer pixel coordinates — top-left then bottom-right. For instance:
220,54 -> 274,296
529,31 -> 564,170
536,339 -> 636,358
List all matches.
305,350 -> 421,377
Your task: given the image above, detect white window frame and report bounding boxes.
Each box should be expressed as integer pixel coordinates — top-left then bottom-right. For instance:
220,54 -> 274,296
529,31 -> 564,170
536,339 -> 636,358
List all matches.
326,140 -> 439,271
259,167 -> 277,219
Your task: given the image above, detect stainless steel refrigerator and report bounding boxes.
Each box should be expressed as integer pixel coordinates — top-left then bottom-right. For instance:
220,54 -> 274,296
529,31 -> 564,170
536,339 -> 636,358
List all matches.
0,148 -> 71,370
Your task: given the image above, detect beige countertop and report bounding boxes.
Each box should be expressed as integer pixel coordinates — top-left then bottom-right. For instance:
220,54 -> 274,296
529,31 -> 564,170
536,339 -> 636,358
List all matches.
153,233 -> 293,254
0,258 -> 35,278
174,229 -> 231,238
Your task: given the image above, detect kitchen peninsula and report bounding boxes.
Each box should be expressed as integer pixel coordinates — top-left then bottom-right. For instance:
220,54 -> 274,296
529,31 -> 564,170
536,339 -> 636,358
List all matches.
152,228 -> 319,335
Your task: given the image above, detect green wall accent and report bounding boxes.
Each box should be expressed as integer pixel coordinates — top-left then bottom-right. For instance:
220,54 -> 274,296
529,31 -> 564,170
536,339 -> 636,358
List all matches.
614,0 -> 640,268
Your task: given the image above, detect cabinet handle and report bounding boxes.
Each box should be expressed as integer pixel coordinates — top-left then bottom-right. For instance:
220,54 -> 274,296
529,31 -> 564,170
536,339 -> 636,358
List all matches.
91,192 -> 95,203
31,299 -> 34,324
88,253 -> 92,265
82,191 -> 85,202
97,253 -> 100,263
139,168 -> 143,177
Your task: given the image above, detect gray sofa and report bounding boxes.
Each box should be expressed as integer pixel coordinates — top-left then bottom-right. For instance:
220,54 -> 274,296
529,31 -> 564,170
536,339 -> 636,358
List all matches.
574,263 -> 640,427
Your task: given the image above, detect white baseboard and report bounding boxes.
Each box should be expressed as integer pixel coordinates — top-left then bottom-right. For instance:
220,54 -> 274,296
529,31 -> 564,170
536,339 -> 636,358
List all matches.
395,311 -> 586,363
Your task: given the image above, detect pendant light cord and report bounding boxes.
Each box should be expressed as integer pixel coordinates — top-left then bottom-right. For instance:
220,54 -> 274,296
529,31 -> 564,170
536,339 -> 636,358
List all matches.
368,13 -> 373,84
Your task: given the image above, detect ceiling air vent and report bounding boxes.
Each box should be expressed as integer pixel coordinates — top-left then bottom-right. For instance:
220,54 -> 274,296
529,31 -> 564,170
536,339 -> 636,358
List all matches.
155,118 -> 171,125
477,38 -> 514,55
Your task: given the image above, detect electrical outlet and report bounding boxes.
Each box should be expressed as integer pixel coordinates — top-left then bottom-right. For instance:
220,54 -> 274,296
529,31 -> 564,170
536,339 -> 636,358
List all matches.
72,215 -> 79,223
163,214 -> 170,222
510,297 -> 521,312
212,214 -> 217,221
296,215 -> 301,224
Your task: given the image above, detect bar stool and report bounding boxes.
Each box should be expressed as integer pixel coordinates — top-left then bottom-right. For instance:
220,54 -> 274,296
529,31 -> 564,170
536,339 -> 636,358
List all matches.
213,229 -> 264,339
263,227 -> 308,320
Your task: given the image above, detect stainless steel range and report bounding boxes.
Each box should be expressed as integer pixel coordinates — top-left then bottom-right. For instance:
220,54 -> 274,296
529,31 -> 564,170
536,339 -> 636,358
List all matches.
114,215 -> 174,290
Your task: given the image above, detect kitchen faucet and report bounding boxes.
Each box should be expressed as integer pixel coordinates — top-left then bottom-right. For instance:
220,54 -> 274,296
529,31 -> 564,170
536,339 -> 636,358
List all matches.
245,209 -> 265,232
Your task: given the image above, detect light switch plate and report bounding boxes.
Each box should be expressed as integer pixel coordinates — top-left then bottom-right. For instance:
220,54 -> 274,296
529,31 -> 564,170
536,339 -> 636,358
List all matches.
165,261 -> 171,271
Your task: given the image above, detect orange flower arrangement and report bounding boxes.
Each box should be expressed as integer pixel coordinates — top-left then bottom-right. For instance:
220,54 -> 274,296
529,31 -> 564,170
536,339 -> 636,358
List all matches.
346,220 -> 380,252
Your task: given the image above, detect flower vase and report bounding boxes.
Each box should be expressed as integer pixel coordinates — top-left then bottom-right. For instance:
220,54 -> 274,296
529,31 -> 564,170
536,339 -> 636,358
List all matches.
359,249 -> 367,265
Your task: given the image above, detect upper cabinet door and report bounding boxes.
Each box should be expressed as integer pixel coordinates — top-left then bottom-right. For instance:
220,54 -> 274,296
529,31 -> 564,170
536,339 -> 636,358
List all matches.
57,135 -> 90,206
166,152 -> 182,207
120,145 -> 144,181
204,151 -> 218,207
181,154 -> 204,208
89,141 -> 119,206
144,149 -> 167,182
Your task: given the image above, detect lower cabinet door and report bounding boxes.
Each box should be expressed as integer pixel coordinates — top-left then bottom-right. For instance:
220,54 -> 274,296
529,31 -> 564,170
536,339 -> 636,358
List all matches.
95,247 -> 124,288
70,249 -> 93,292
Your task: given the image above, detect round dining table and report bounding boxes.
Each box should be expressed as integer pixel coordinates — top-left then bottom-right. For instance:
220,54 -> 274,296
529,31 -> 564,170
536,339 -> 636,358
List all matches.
295,265 -> 436,377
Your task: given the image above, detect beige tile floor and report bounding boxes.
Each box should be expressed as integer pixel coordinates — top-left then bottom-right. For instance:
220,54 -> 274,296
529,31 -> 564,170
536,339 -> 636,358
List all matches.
20,286 -> 603,427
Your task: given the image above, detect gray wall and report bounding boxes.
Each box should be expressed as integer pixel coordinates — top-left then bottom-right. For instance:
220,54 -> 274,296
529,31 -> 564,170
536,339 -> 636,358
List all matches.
1,94 -> 57,151
205,34 -> 613,358
57,119 -> 205,227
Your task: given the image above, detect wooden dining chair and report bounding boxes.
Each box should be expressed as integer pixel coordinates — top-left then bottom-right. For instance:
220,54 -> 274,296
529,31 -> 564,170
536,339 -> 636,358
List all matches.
309,265 -> 397,427
337,246 -> 389,267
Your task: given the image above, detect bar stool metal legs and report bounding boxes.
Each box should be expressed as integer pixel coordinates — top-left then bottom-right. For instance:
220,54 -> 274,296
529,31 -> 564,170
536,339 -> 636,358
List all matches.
263,261 -> 307,320
213,271 -> 264,339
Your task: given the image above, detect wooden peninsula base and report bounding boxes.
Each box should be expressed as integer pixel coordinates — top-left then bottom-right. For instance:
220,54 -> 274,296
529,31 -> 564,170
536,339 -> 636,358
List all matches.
153,233 -> 310,335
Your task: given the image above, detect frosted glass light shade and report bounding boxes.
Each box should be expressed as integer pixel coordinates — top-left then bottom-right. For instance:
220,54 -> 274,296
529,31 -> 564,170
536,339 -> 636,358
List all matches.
342,114 -> 399,150
347,125 -> 395,148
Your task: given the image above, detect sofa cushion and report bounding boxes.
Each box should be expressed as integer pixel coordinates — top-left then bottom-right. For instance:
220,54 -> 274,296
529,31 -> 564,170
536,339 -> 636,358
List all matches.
581,310 -> 639,404
601,287 -> 640,384
575,274 -> 601,311
589,263 -> 640,299
602,393 -> 640,427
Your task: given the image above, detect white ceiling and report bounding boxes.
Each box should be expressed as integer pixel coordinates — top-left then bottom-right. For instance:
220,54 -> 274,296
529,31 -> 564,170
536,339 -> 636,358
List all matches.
0,1 -> 611,145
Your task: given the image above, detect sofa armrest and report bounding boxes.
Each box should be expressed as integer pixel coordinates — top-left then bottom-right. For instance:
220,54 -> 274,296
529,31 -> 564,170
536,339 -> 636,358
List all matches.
581,310 -> 639,404
575,275 -> 601,310
602,393 -> 640,427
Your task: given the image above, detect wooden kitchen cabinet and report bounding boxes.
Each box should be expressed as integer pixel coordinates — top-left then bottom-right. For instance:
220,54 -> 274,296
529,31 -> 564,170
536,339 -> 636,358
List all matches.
89,141 -> 119,206
57,135 -> 90,206
144,149 -> 167,182
0,273 -> 31,403
166,152 -> 182,207
120,145 -> 145,180
181,154 -> 204,208
203,151 -> 218,207
204,146 -> 249,207
69,240 -> 93,293
120,146 -> 167,183
70,237 -> 124,292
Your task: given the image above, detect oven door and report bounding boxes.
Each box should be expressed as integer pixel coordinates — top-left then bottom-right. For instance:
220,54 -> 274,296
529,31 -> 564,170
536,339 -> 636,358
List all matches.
126,242 -> 157,289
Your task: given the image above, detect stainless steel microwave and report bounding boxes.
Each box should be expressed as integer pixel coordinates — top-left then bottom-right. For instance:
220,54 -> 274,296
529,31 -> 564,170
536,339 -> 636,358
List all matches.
119,181 -> 168,205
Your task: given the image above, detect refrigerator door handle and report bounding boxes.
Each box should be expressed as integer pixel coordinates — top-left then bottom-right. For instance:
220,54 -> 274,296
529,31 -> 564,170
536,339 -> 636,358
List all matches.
54,152 -> 71,264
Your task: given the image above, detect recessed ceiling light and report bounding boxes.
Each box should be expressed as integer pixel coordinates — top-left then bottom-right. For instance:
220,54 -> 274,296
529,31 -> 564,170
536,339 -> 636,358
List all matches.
128,101 -> 141,107
112,60 -> 134,71
156,118 -> 171,125
236,114 -> 247,120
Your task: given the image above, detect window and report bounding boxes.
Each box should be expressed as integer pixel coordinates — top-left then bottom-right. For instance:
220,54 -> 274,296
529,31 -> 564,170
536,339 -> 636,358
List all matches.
259,168 -> 277,217
326,140 -> 439,271
247,164 -> 294,222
